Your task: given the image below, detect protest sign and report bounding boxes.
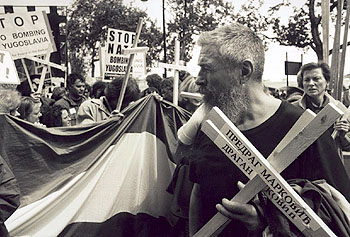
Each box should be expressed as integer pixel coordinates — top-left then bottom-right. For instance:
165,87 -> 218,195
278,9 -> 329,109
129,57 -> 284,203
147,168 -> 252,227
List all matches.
0,11 -> 56,59
0,50 -> 20,85
103,28 -> 146,79
122,47 -> 147,79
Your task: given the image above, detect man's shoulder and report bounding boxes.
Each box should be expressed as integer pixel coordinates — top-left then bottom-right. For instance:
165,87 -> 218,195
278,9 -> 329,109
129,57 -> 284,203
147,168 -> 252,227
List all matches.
282,100 -> 304,113
273,100 -> 304,124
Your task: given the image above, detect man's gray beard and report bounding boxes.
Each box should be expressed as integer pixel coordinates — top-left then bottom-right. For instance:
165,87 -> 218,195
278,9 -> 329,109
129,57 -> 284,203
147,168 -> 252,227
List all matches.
204,86 -> 249,124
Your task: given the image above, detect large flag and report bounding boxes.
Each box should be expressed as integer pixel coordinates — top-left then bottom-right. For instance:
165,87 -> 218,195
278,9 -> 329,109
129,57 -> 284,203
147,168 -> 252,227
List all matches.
0,94 -> 191,236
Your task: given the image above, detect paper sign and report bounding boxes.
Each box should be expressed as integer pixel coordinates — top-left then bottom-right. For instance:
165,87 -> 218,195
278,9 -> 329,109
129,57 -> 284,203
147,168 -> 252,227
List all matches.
103,28 -> 136,77
0,11 -> 56,59
0,50 -> 20,85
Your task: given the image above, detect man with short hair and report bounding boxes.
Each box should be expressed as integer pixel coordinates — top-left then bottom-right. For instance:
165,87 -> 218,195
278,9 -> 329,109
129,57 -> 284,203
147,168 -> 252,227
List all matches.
54,73 -> 86,126
188,22 -> 350,236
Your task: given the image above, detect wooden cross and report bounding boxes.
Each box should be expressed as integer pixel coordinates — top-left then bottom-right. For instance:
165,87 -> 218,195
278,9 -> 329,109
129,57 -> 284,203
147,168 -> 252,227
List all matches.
122,46 -> 148,55
20,42 -> 67,95
156,36 -> 187,106
194,103 -> 344,237
331,104 -> 350,139
115,18 -> 144,112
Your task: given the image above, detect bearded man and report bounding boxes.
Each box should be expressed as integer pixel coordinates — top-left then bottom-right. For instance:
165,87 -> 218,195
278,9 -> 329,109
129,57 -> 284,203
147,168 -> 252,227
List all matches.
188,22 -> 350,236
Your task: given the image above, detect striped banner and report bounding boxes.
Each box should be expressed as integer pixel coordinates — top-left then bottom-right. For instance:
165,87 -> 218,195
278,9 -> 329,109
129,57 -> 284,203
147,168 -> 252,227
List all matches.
0,94 -> 191,236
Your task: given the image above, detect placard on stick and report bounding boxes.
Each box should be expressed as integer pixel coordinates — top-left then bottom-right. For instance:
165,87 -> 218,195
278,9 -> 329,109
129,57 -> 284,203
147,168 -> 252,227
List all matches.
0,50 -> 20,85
0,11 -> 56,59
103,27 -> 146,80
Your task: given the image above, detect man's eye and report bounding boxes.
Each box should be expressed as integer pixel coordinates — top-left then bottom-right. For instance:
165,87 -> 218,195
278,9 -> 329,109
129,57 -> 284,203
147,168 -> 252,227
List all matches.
201,67 -> 212,73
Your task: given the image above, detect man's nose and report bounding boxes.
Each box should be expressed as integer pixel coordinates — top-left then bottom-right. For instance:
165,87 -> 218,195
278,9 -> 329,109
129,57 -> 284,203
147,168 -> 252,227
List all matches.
307,80 -> 316,86
195,75 -> 205,85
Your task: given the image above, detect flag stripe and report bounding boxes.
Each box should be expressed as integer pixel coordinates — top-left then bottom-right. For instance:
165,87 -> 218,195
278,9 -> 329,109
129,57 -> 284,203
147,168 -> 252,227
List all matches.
6,132 -> 175,236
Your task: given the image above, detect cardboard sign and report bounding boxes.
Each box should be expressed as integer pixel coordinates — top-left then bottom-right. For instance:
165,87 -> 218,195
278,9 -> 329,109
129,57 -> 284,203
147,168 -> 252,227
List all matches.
131,52 -> 146,79
0,11 -> 56,59
0,50 -> 20,85
103,28 -> 138,78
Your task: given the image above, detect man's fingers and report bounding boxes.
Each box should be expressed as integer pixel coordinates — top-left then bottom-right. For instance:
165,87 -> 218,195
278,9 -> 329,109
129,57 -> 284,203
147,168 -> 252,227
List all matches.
221,198 -> 255,216
216,203 -> 238,219
237,181 -> 245,190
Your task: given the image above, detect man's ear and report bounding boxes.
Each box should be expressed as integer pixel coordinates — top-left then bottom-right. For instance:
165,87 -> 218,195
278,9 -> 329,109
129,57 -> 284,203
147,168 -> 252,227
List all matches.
240,60 -> 253,84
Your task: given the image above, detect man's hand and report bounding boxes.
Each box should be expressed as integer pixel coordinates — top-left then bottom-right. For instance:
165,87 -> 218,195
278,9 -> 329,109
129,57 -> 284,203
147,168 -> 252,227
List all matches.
216,181 -> 264,234
334,119 -> 350,133
109,110 -> 124,123
30,92 -> 41,102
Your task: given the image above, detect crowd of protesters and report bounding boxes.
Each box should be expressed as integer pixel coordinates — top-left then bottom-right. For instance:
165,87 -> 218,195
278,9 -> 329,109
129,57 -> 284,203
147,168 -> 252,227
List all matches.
2,68 -> 350,130
2,59 -> 350,236
0,70 -> 203,129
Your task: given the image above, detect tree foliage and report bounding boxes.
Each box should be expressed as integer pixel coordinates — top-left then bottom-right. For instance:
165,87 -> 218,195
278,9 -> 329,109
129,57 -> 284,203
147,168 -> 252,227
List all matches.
268,0 -> 346,61
67,0 -> 163,76
166,0 -> 269,63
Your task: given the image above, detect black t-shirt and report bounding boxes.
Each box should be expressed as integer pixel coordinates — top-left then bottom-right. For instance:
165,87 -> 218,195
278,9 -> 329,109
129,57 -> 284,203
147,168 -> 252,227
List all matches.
190,100 -> 350,236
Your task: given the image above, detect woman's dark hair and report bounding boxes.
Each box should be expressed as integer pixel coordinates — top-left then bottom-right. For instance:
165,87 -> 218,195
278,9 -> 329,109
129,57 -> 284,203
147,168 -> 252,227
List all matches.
299,62 -> 330,86
17,80 -> 32,96
105,76 -> 140,110
67,73 -> 85,88
41,104 -> 65,127
18,96 -> 36,120
146,74 -> 163,92
51,87 -> 66,101
91,81 -> 107,99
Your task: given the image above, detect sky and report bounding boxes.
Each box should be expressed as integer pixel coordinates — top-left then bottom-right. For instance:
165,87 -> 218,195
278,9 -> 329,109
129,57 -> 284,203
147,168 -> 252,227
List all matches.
123,0 -> 350,86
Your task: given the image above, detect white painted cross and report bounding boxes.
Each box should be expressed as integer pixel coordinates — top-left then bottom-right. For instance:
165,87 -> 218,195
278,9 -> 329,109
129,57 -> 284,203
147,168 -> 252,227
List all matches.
194,103 -> 345,237
21,43 -> 66,95
122,46 -> 149,55
156,36 -> 187,106
116,18 -> 144,112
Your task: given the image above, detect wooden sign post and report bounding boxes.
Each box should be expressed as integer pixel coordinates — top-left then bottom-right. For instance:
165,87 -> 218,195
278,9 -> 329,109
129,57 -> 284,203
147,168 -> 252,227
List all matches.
194,104 -> 344,237
337,1 -> 350,100
115,18 -> 144,112
36,48 -> 51,94
321,0 -> 330,64
156,36 -> 186,106
329,0 -> 345,100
